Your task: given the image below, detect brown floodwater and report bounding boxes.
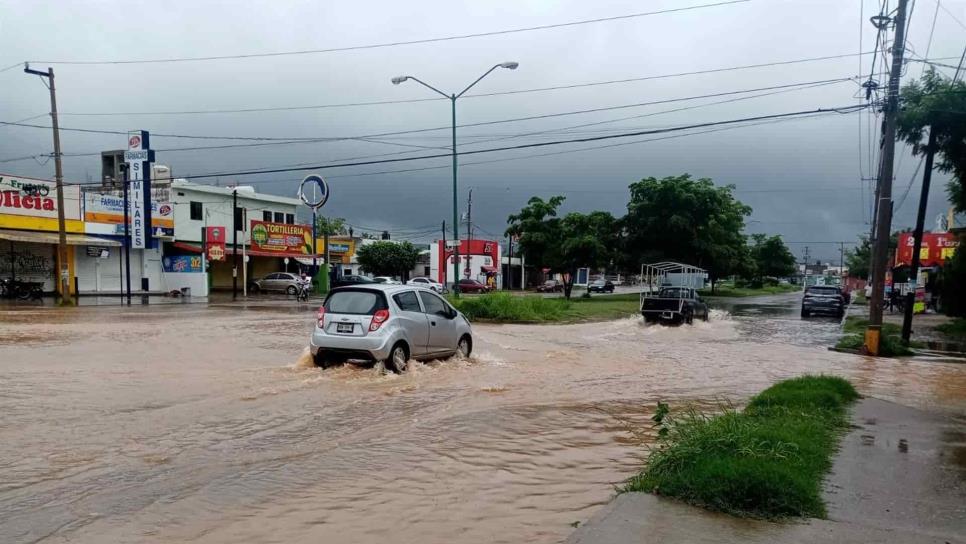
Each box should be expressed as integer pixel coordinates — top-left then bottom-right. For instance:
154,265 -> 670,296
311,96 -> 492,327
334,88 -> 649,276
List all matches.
0,294 -> 963,543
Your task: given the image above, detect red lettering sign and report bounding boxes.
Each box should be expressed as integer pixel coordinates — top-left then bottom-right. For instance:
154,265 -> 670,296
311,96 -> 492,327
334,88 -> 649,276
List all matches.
205,226 -> 227,261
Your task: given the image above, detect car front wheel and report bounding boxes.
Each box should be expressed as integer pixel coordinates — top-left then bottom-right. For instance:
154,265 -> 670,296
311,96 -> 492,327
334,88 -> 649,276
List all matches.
457,335 -> 472,358
286,285 -> 297,295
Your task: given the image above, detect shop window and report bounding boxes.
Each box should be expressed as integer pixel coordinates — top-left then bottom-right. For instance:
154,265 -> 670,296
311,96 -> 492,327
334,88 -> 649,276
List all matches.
190,201 -> 203,221
286,213 -> 295,225
424,266 -> 430,276
263,210 -> 272,222
274,212 -> 284,223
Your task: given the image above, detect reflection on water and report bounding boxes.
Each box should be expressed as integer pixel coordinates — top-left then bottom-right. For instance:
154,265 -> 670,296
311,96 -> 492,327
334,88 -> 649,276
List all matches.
0,295 -> 963,543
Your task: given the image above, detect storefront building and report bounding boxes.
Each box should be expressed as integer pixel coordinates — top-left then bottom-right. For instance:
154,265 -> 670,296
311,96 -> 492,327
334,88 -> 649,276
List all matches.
170,180 -> 305,290
429,239 -> 502,288
0,173 -> 119,296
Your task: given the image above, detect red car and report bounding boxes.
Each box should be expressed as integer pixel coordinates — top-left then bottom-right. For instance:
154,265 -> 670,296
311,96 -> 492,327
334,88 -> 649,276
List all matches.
458,279 -> 492,293
535,279 -> 564,293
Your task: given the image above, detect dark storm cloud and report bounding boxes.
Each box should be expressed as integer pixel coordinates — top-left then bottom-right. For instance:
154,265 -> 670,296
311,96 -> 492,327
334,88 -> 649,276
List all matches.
1,0 -> 962,261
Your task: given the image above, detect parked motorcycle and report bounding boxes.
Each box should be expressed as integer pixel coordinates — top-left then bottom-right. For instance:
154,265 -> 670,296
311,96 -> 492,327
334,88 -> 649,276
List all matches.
0,279 -> 44,301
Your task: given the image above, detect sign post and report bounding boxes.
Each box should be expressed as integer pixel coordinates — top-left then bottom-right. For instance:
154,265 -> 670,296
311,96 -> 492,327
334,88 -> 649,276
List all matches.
299,174 -> 330,295
124,131 -> 154,301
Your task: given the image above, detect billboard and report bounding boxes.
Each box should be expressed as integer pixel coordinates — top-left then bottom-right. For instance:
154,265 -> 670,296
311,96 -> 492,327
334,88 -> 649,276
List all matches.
895,232 -> 959,267
0,173 -> 81,220
162,255 -> 203,273
249,220 -> 314,256
84,192 -> 173,228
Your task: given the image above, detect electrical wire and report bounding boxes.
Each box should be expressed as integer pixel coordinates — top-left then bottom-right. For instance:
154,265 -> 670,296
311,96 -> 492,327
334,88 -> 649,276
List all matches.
0,76 -> 861,146
54,51 -> 876,117
27,1 -> 750,65
169,105 -> 867,182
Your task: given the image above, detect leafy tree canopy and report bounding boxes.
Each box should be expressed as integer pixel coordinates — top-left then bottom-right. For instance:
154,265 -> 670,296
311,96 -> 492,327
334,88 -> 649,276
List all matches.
506,196 -> 617,298
897,68 -> 966,212
623,174 -> 751,288
315,216 -> 348,236
355,241 -> 421,278
748,234 -> 797,279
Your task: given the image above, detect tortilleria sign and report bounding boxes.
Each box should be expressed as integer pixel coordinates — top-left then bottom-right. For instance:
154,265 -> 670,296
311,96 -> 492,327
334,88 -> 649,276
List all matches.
249,220 -> 314,256
0,173 -> 81,220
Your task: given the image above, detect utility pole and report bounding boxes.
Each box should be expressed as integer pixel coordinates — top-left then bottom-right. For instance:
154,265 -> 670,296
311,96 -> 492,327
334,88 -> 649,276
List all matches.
839,242 -> 845,279
867,0 -> 909,355
901,125 -> 938,343
465,188 -> 473,280
232,187 -> 238,300
24,64 -> 70,303
121,165 -> 131,305
441,220 -> 447,287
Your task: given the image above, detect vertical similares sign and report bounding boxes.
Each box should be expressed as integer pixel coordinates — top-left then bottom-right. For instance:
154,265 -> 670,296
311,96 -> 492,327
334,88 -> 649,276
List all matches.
124,131 -> 154,249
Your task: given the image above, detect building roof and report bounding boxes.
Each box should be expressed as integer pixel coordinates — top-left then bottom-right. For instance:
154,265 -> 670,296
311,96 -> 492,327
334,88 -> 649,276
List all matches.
171,179 -> 301,206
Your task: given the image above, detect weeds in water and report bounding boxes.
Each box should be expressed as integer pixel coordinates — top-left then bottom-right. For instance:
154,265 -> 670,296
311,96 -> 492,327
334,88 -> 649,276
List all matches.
623,375 -> 859,519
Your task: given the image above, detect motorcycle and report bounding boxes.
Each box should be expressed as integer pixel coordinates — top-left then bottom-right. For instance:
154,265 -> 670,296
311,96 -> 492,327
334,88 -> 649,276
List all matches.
0,279 -> 44,301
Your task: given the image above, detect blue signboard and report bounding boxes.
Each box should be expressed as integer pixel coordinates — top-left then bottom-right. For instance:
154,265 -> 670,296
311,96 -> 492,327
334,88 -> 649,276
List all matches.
162,255 -> 203,273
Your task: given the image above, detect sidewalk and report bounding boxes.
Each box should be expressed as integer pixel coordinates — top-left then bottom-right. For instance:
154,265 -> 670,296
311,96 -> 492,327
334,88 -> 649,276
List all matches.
566,398 -> 966,544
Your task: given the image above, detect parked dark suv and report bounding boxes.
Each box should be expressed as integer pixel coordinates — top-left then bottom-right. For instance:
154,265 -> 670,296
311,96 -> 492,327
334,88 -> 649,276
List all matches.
801,285 -> 845,318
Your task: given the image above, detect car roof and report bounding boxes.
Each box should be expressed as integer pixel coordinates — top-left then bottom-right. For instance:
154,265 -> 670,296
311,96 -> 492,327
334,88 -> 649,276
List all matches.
330,284 -> 427,295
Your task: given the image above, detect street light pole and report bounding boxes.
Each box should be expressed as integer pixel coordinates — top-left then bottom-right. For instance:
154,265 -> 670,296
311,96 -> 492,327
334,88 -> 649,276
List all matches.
24,64 -> 70,303
392,62 -> 519,296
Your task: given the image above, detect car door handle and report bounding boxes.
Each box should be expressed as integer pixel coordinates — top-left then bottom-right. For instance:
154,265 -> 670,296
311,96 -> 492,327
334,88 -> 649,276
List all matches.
431,321 -> 437,326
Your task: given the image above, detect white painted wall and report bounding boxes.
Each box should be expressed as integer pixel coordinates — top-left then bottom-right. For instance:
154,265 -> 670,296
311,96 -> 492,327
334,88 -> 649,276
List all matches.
170,181 -> 300,244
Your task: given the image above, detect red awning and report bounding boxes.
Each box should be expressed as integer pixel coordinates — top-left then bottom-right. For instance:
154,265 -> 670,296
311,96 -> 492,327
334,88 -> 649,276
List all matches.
172,241 -> 202,253
481,265 -> 499,273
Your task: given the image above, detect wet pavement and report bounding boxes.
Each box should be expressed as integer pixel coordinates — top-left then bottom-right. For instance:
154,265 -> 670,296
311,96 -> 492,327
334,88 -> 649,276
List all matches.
1,293 -> 964,543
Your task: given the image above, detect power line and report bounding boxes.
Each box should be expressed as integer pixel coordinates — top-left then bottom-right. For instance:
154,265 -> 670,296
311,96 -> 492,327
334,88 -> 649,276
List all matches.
0,76 -> 860,146
170,105 -> 866,182
253,109 -> 862,182
168,77 -> 856,177
27,1 -> 750,65
54,51 -> 875,117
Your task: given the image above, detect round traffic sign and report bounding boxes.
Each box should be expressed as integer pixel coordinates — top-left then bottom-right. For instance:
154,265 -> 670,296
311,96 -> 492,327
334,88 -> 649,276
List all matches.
299,174 -> 329,209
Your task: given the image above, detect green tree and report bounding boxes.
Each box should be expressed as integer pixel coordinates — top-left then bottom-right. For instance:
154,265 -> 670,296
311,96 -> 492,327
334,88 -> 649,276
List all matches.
748,234 -> 797,281
506,197 -> 618,299
939,247 -> 966,317
355,241 -> 421,279
623,174 -> 751,292
897,68 -> 966,212
315,216 -> 348,236
845,236 -> 872,279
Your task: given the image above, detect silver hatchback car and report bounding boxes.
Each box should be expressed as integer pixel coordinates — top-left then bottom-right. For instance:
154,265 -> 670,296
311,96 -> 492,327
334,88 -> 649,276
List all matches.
310,284 -> 473,372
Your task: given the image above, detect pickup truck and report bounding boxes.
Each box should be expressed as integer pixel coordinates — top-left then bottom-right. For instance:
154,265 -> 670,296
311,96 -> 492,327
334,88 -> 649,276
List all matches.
641,287 -> 710,324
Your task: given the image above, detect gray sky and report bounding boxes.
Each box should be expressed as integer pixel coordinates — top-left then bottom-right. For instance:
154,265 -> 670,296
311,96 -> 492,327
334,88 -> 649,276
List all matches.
2,0 -> 964,262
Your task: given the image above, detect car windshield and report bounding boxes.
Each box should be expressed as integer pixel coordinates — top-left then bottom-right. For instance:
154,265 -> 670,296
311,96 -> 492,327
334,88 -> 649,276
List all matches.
592,280 -> 605,285
325,290 -> 386,315
807,287 -> 840,296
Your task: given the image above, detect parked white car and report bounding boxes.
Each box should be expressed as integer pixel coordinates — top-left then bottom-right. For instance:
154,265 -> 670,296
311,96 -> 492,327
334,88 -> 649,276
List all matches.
373,276 -> 401,284
407,277 -> 444,293
311,284 -> 472,372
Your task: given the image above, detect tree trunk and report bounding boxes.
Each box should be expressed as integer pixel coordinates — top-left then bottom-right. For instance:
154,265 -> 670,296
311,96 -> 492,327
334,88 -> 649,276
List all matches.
563,272 -> 575,300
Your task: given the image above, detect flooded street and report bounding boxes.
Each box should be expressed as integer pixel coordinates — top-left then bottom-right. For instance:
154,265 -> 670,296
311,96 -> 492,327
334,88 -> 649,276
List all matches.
1,293 -> 964,544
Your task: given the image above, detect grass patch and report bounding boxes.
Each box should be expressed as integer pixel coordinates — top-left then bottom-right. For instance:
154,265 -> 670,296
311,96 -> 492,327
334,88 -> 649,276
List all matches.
624,376 -> 858,519
449,292 -> 640,323
936,317 -> 966,339
836,316 -> 916,356
699,283 -> 800,298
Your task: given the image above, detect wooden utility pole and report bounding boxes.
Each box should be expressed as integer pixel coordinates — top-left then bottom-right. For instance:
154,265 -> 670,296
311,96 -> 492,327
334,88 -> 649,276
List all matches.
867,0 -> 909,355
901,125 -> 938,343
24,64 -> 70,302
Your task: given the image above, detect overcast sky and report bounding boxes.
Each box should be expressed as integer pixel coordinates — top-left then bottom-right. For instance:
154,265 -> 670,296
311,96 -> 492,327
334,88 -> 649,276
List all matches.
2,0 -> 964,261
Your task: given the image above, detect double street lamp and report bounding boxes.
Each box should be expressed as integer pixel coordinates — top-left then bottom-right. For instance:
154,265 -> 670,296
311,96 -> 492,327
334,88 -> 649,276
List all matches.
391,62 -> 519,295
